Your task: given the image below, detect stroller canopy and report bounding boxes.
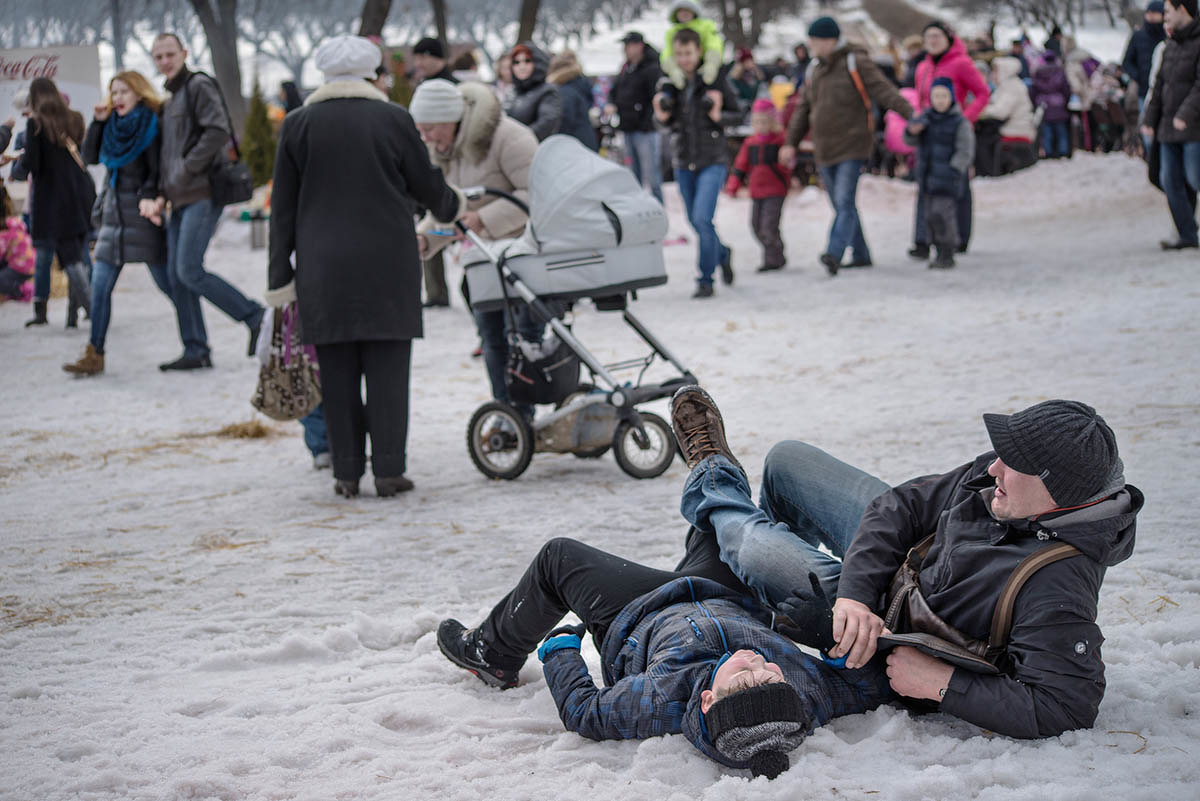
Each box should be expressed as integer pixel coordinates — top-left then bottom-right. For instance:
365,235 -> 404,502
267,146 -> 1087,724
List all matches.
518,135 -> 667,254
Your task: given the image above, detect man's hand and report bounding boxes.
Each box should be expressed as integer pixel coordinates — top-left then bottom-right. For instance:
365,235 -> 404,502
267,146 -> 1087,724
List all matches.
829,597 -> 886,668
885,646 -> 954,702
907,121 -> 926,134
1173,116 -> 1187,131
778,144 -> 797,168
1141,125 -> 1155,138
705,89 -> 723,123
460,211 -> 484,235
652,92 -> 670,123
138,198 -> 163,226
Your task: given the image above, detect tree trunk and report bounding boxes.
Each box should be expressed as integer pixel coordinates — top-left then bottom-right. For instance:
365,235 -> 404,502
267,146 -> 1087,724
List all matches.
111,0 -> 125,70
189,0 -> 248,136
517,0 -> 540,43
431,0 -> 449,49
359,0 -> 393,37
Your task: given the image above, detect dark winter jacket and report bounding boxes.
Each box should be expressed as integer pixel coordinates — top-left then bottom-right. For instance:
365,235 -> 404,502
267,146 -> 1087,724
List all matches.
1143,19 -> 1200,144
661,71 -> 741,171
541,576 -> 892,769
1122,21 -> 1167,98
905,105 -> 975,196
0,122 -> 10,153
609,46 -> 662,133
159,68 -> 231,207
838,451 -> 1143,739
19,117 -> 94,242
727,132 -> 790,198
83,118 -> 167,266
1031,54 -> 1072,124
550,69 -> 599,151
787,44 -> 912,167
507,43 -> 562,141
267,80 -> 462,345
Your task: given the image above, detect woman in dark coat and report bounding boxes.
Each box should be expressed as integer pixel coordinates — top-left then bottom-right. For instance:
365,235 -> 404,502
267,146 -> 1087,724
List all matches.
268,35 -> 463,498
19,76 -> 94,328
64,71 -> 176,376
547,50 -> 599,151
506,42 -> 562,141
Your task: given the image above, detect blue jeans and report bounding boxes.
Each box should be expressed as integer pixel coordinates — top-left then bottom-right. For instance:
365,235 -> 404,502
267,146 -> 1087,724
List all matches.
625,130 -> 664,205
89,259 -> 172,353
31,235 -> 90,302
167,198 -> 262,346
475,304 -> 544,416
675,164 -> 729,287
1041,121 -> 1069,158
1159,141 -> 1200,246
817,160 -> 870,263
680,443 -> 890,611
300,403 -> 329,457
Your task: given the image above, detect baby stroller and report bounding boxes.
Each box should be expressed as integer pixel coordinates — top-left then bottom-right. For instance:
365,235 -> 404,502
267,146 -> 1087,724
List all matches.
458,135 -> 697,481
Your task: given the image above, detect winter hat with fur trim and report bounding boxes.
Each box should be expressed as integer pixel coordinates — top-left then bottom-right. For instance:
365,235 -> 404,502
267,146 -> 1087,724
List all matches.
314,35 -> 382,82
706,683 -> 809,779
409,79 -> 465,123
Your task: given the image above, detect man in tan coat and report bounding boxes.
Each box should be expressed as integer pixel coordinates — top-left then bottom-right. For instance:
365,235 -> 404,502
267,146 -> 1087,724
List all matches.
780,17 -> 911,276
410,79 -> 543,416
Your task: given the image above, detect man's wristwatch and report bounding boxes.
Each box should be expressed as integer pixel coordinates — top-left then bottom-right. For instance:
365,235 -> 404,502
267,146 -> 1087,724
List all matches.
938,686 -> 947,700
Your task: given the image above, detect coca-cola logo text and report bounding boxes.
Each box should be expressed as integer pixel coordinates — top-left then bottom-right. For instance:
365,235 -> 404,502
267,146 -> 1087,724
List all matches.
0,55 -> 61,81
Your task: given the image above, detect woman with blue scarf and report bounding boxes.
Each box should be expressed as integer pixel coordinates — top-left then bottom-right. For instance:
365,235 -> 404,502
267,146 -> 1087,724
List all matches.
64,71 -> 176,376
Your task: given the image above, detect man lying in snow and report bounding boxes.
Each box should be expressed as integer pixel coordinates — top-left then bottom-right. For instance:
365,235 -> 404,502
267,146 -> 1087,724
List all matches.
438,387 -> 1142,777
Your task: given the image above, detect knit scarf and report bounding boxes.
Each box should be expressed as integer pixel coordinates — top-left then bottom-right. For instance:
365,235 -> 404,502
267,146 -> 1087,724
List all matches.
99,104 -> 159,184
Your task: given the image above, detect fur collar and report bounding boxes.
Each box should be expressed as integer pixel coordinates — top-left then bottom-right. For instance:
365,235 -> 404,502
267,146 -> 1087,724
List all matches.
305,80 -> 388,106
445,82 -> 502,166
548,63 -> 583,86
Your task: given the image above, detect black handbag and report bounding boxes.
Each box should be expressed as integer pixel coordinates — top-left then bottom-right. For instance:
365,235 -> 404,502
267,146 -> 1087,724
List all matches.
184,72 -> 254,207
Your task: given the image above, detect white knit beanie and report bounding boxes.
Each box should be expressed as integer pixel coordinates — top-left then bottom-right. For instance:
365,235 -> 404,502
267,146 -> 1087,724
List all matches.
313,35 -> 381,82
410,79 -> 465,123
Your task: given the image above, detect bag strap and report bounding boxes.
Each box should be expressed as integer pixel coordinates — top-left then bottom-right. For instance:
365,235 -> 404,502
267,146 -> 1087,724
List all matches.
64,139 -> 87,173
987,542 -> 1082,654
845,52 -> 874,129
184,71 -> 242,159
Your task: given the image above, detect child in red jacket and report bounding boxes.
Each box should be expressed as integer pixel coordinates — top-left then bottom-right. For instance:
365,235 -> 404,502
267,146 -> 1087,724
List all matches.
725,98 -> 791,272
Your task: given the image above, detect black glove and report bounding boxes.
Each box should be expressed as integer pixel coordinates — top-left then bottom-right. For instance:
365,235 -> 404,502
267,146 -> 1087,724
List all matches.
544,622 -> 587,642
773,572 -> 837,653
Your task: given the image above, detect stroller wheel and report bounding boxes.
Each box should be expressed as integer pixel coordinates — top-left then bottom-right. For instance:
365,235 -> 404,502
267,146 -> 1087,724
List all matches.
612,412 -> 675,480
467,401 -> 535,480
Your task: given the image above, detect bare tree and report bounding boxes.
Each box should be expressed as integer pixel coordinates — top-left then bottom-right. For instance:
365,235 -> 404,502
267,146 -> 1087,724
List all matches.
517,0 -> 541,42
187,0 -> 247,131
359,0 -> 393,36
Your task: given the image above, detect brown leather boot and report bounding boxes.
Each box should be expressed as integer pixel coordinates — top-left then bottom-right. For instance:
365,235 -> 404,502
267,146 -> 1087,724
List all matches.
669,385 -> 745,476
63,344 -> 104,376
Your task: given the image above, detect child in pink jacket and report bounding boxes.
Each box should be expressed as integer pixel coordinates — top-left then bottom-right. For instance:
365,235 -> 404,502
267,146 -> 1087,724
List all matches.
0,186 -> 35,303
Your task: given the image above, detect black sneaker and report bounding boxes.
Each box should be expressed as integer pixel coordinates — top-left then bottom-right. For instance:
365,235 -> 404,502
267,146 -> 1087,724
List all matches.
669,385 -> 745,477
845,258 -> 873,268
819,253 -> 839,276
907,244 -> 930,260
691,284 -> 714,299
1161,239 -> 1200,251
159,354 -> 213,371
756,263 -> 785,273
930,254 -> 956,269
375,475 -> 415,497
334,479 -> 359,497
437,619 -> 523,689
719,246 -> 734,285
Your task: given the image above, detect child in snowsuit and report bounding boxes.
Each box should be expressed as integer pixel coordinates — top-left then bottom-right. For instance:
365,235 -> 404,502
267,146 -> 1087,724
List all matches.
725,99 -> 791,271
661,0 -> 725,89
904,77 -> 975,268
0,185 -> 35,303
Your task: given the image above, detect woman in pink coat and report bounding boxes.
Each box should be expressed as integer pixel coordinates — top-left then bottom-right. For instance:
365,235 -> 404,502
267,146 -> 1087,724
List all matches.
909,21 -> 990,259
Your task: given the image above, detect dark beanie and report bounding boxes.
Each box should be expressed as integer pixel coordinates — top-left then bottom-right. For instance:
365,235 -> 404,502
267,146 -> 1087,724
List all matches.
931,76 -> 955,94
1147,0 -> 1164,11
706,683 -> 809,779
983,400 -> 1121,507
808,17 -> 841,40
923,19 -> 956,42
413,37 -> 445,58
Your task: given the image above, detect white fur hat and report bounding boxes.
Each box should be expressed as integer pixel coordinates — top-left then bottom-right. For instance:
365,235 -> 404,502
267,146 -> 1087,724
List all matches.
313,35 -> 381,82
409,79 -> 465,123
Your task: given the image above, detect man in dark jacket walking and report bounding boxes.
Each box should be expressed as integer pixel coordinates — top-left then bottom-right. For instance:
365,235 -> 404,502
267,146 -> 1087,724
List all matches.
653,28 -> 741,298
152,32 -> 264,371
608,32 -> 664,203
672,386 -> 1142,740
1123,2 -> 1167,104
1142,0 -> 1200,249
267,35 -> 464,498
781,17 -> 912,276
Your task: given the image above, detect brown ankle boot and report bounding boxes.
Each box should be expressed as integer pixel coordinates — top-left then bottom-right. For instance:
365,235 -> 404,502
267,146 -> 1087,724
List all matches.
669,385 -> 745,476
63,344 -> 104,376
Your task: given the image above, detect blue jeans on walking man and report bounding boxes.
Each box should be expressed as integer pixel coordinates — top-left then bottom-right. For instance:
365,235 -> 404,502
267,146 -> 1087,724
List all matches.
817,159 -> 870,264
675,163 -> 730,288
166,198 -> 264,358
680,442 -> 890,612
1159,141 -> 1200,246
626,130 -> 664,205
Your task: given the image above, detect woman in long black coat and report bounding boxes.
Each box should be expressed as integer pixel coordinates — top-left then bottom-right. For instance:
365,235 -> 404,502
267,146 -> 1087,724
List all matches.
268,36 -> 463,498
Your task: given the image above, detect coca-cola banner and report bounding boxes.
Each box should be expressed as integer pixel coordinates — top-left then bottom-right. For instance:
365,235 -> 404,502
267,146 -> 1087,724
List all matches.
1,46 -> 101,151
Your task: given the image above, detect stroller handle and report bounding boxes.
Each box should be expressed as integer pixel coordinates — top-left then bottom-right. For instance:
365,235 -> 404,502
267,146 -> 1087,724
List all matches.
459,186 -> 531,216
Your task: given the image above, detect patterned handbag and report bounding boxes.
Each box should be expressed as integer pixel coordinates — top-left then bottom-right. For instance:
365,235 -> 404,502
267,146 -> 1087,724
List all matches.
251,303 -> 321,421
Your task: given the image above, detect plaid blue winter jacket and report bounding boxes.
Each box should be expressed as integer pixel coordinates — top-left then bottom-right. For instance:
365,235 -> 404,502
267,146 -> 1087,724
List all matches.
540,576 -> 892,769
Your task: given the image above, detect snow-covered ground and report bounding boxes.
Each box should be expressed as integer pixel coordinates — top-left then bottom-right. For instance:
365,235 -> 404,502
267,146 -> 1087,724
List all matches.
3,153 -> 1198,800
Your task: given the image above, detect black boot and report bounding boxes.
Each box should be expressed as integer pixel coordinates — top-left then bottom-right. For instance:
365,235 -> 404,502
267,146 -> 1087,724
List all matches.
25,300 -> 48,327
375,476 -> 415,497
158,353 -> 214,371
437,619 -> 523,689
907,243 -> 930,260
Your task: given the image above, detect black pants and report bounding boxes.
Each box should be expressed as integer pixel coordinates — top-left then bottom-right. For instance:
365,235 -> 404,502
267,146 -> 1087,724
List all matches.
925,193 -> 960,256
314,339 -> 412,482
751,196 -> 785,267
915,177 -> 972,250
481,529 -> 750,664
